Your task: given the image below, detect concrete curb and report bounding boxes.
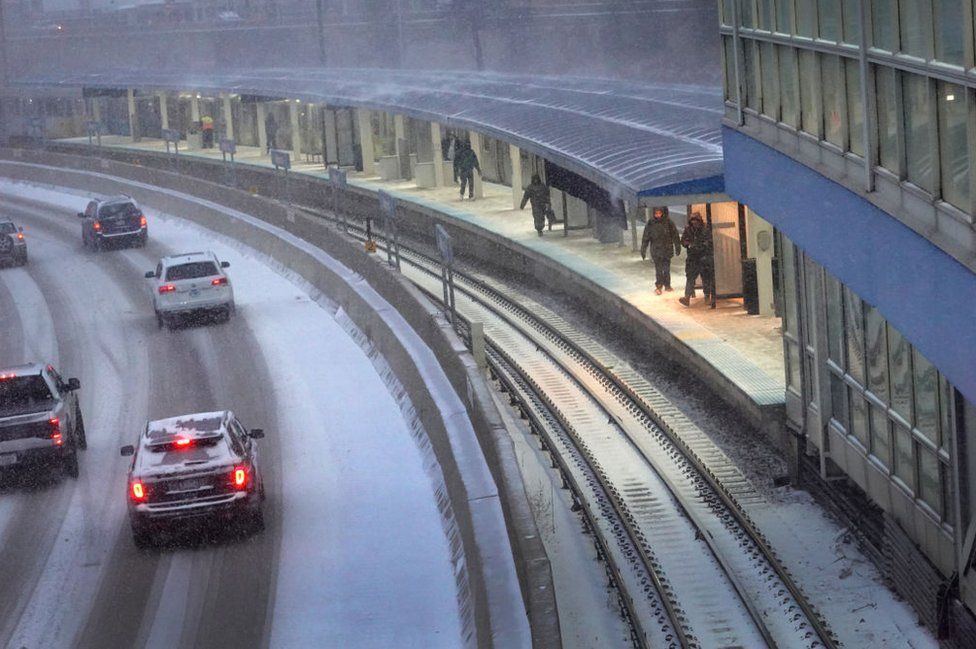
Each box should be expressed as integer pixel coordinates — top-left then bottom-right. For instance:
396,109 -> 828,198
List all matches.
0,148 -> 560,649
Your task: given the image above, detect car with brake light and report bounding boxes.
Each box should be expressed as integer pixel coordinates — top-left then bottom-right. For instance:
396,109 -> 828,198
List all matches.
78,195 -> 148,251
0,363 -> 86,478
120,410 -> 265,548
0,220 -> 28,266
146,251 -> 234,329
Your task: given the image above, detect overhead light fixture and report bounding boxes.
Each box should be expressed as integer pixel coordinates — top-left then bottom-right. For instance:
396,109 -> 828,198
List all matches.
946,94 -> 956,101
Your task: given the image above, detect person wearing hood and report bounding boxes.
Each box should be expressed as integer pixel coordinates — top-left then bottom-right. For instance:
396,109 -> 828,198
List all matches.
640,206 -> 681,294
678,211 -> 715,308
520,174 -> 552,236
453,140 -> 481,200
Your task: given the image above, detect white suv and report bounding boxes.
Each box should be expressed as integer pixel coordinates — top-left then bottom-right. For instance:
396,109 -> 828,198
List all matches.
146,251 -> 234,329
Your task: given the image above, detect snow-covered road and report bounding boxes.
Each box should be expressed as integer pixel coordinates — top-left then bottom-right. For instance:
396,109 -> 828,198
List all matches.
0,184 -> 464,649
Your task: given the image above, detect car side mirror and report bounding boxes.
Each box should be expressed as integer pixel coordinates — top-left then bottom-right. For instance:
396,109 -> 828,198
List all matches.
120,445 -> 134,457
249,428 -> 264,439
77,212 -> 85,219
144,270 -> 155,279
221,261 -> 230,268
66,377 -> 81,391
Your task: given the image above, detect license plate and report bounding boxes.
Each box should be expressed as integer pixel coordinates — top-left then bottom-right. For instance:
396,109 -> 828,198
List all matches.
0,454 -> 17,467
172,477 -> 209,492
189,289 -> 200,297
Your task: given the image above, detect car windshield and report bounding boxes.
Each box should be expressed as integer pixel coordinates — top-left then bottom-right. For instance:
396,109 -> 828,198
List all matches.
99,202 -> 139,219
0,375 -> 54,413
0,223 -> 14,234
165,261 -> 219,281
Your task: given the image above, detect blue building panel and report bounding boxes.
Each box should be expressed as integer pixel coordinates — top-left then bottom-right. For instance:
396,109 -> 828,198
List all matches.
723,127 -> 976,406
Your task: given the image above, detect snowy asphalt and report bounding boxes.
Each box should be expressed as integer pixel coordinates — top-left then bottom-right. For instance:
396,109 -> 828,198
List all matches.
0,193 -> 463,649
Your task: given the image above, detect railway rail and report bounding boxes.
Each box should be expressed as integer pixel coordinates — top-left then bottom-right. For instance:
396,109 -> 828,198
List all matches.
309,206 -> 840,649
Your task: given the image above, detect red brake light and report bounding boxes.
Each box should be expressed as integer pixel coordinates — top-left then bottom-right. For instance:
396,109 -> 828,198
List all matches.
16,232 -> 23,240
232,466 -> 247,489
131,481 -> 146,501
211,277 -> 227,286
93,221 -> 101,232
0,373 -> 15,380
158,284 -> 176,294
175,436 -> 191,447
139,215 -> 147,227
50,417 -> 62,445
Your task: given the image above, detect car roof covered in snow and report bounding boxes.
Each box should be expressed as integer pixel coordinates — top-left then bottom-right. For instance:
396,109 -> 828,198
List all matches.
159,251 -> 217,267
0,362 -> 49,376
136,410 -> 238,474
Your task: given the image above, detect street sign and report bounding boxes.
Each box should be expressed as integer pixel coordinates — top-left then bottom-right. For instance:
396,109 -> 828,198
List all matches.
219,138 -> 236,155
329,166 -> 347,189
271,149 -> 291,170
378,189 -> 396,221
435,223 -> 454,266
162,128 -> 181,143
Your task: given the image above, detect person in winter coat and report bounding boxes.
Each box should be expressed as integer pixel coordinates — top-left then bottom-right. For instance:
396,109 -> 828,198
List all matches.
678,211 -> 715,308
454,141 -> 481,200
265,112 -> 278,153
520,174 -> 553,236
640,206 -> 681,294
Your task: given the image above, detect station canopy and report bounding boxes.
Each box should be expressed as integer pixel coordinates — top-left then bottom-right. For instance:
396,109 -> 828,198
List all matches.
13,68 -> 725,204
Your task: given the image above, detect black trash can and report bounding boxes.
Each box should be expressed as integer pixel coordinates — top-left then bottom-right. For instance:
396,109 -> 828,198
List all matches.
741,258 -> 760,315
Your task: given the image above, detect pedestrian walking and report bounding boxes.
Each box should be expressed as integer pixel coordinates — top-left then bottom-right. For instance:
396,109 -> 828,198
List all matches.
678,212 -> 715,308
640,206 -> 681,294
265,111 -> 277,153
453,140 -> 481,200
201,114 -> 215,149
520,174 -> 552,236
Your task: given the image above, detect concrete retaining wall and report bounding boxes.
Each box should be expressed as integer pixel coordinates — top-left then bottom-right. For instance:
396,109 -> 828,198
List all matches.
0,148 -> 560,649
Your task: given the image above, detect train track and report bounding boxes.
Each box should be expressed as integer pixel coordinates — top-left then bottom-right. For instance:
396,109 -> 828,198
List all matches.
309,207 -> 839,649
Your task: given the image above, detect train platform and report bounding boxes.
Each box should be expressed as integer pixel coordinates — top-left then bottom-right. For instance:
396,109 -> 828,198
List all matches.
58,135 -> 787,417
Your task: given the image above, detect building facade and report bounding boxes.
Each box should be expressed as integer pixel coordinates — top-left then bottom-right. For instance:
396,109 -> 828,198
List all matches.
718,0 -> 976,639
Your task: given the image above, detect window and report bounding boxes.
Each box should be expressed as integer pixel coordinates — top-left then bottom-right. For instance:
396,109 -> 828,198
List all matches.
761,42 -> 780,120
723,37 -> 737,103
934,0 -> 965,65
799,50 -> 821,136
841,0 -> 861,44
870,402 -> 892,467
165,261 -> 219,281
744,40 -> 762,112
846,59 -> 864,155
775,0 -> 794,33
903,73 -> 937,193
781,238 -> 802,392
831,372 -> 849,430
872,0 -> 898,50
899,0 -> 933,58
758,0 -> 775,30
875,66 -> 902,173
850,390 -> 869,448
865,305 -> 889,402
742,0 -> 756,28
843,287 -> 865,385
825,273 -> 844,365
893,421 -> 916,491
822,54 -> 846,148
913,350 -> 940,446
887,325 -> 913,423
938,83 -> 970,210
797,0 -> 817,36
918,447 -> 942,516
818,0 -> 842,41
720,0 -> 734,26
779,47 -> 800,127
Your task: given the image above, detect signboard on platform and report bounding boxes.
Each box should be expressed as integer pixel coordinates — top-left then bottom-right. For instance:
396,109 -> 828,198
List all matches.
329,167 -> 347,190
435,224 -> 454,266
219,138 -> 236,155
271,149 -> 291,170
378,190 -> 396,221
162,128 -> 181,144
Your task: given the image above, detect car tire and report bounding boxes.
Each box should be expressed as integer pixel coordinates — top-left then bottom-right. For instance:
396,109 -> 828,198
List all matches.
222,306 -> 232,323
62,447 -> 79,479
251,506 -> 265,533
155,310 -> 164,329
138,232 -> 148,248
75,407 -> 87,450
131,521 -> 154,550
18,251 -> 27,266
91,236 -> 100,253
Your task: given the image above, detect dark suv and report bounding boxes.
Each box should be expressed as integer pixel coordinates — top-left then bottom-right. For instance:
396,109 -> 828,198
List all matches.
0,220 -> 27,266
121,410 -> 266,548
78,195 -> 148,251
